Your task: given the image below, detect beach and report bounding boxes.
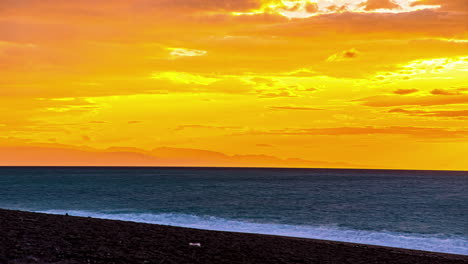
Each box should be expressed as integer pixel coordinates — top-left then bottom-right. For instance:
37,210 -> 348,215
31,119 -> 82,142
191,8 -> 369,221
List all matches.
1,209 -> 467,264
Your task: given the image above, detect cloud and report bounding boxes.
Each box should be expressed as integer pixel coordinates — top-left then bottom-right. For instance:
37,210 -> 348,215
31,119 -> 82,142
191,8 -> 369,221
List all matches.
358,94 -> 468,107
0,98 -> 97,127
304,2 -> 319,13
254,126 -> 468,138
174,124 -> 241,131
246,10 -> 467,38
258,90 -> 297,98
154,0 -> 263,12
270,106 -> 323,111
371,56 -> 468,82
364,0 -> 400,11
388,108 -> 468,118
168,47 -> 207,58
147,72 -> 258,95
411,0 -> 468,12
128,121 -> 142,124
249,77 -> 302,98
283,68 -> 320,78
0,0 -> 264,21
388,108 -> 425,114
0,41 -> 37,54
256,143 -> 273,147
327,48 -> 359,62
431,88 -> 468,96
150,72 -> 219,85
231,0 -> 436,18
393,88 -> 419,95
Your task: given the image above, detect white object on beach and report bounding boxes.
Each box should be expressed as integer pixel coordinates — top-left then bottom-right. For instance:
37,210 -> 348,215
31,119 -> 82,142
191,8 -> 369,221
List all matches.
189,242 -> 201,247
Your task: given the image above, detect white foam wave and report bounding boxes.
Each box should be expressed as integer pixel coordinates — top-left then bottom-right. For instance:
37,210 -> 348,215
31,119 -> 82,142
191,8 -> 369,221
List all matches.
39,210 -> 468,255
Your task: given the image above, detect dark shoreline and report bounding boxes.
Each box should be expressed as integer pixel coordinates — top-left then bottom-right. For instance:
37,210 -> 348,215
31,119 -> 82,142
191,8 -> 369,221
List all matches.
1,209 -> 467,264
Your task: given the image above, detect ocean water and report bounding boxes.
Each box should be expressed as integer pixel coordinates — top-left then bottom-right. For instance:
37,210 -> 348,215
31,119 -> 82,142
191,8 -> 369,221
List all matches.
0,167 -> 467,255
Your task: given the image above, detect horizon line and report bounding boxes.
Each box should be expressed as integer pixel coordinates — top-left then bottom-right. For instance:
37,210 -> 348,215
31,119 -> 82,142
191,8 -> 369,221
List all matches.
1,165 -> 466,173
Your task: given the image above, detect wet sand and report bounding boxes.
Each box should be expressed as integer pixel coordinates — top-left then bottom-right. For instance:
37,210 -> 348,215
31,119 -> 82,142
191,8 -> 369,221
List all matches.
1,209 -> 467,264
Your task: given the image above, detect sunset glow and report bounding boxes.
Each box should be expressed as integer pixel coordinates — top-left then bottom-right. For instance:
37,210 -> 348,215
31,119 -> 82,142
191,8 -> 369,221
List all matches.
232,0 -> 440,18
0,0 -> 467,170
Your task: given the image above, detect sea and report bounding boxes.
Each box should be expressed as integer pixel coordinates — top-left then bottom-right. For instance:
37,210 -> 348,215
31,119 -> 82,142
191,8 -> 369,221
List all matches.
0,167 -> 467,255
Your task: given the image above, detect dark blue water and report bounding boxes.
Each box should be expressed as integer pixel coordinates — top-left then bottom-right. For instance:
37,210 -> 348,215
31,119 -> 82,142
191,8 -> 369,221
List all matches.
1,167 -> 467,254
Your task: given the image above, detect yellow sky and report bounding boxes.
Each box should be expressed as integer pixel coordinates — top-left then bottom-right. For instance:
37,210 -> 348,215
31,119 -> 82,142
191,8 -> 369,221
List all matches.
1,0 -> 467,170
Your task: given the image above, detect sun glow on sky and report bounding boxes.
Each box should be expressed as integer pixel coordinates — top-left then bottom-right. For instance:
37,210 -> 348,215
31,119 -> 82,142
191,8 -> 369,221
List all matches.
232,0 -> 440,18
0,0 -> 467,169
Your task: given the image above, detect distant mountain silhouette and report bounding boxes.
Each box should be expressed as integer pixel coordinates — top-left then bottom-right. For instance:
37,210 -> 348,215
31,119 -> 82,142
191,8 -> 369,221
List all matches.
0,145 -> 362,168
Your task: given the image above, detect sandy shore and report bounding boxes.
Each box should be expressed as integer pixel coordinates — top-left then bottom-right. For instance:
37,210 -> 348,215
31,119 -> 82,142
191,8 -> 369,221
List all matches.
1,209 -> 467,264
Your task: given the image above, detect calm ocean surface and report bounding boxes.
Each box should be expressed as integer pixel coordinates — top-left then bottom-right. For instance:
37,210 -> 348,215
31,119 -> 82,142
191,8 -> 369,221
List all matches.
0,167 -> 467,255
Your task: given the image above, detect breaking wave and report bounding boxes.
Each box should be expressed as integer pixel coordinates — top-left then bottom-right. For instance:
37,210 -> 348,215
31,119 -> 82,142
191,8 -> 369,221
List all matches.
39,210 -> 468,255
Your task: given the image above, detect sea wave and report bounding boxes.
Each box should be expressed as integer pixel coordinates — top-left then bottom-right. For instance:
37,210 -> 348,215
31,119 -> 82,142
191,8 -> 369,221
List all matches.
39,210 -> 468,255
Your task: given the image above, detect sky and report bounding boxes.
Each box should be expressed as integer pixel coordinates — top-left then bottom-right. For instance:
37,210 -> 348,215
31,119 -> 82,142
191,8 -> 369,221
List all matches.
0,0 -> 467,170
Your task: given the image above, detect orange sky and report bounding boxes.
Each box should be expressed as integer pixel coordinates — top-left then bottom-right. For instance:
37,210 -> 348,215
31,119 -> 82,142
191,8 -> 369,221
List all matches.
0,0 -> 467,170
